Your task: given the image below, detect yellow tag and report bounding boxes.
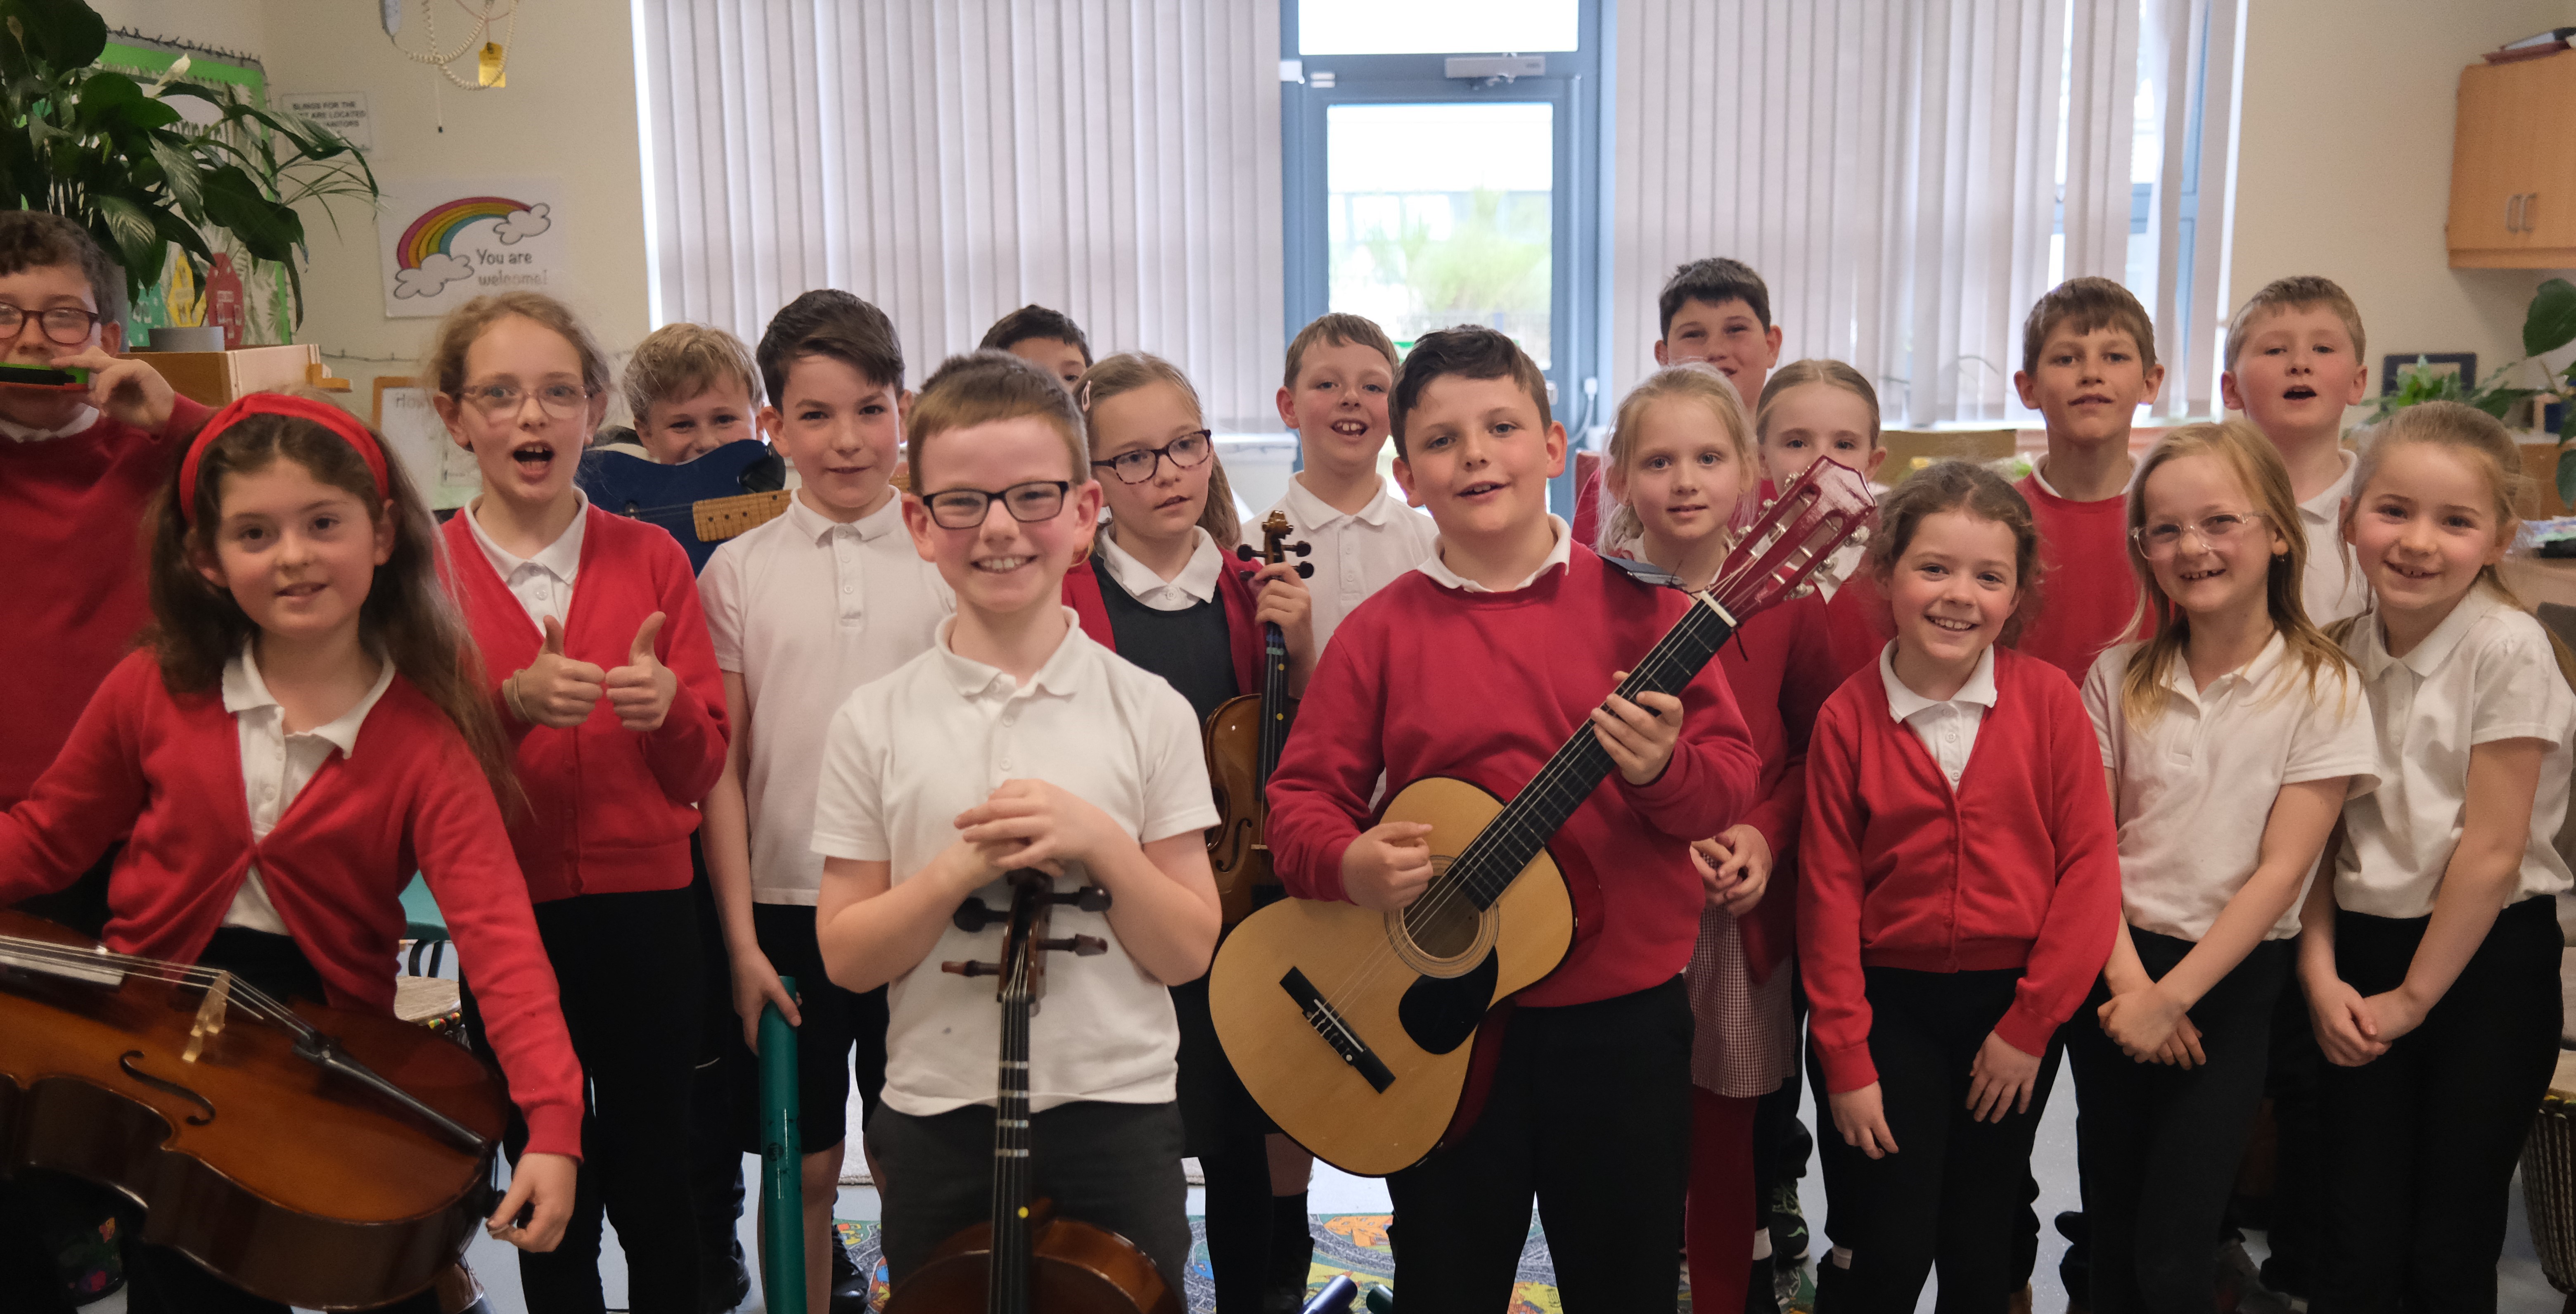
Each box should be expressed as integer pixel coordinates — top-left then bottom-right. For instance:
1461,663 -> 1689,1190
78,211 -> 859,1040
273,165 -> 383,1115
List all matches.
1017,1206 -> 1029,1219
478,41 -> 506,88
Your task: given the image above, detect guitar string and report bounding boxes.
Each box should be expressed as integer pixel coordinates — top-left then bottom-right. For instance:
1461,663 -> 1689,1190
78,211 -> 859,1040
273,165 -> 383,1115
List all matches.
1304,511 -> 1848,1027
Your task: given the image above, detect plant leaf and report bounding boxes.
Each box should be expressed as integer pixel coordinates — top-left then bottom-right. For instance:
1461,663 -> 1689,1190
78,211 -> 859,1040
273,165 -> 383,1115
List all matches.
0,0 -> 109,73
2558,448 -> 2576,510
2477,387 -> 2540,421
2530,278 -> 2576,358
199,165 -> 301,261
89,192 -> 162,292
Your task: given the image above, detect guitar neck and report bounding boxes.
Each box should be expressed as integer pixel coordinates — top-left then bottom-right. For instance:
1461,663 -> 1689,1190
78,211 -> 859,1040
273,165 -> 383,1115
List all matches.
1451,592 -> 1739,912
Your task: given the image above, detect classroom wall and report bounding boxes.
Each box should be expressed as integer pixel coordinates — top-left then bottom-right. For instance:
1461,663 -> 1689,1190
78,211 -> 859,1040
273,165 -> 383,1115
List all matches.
2230,0 -> 2576,425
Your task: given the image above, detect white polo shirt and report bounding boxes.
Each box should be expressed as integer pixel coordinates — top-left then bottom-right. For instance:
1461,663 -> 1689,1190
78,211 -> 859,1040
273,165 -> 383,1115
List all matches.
1266,476 -> 1440,651
2299,451 -> 2370,625
1096,526 -> 1225,611
464,489 -> 590,633
809,611 -> 1218,1116
700,493 -> 952,904
1881,641 -> 1996,788
2336,583 -> 2576,918
2084,635 -> 2378,942
1416,514 -> 1574,594
220,644 -> 398,933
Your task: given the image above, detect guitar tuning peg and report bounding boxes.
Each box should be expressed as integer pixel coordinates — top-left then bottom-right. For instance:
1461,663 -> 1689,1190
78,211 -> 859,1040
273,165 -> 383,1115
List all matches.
950,897 -> 1003,933
1296,562 -> 1313,578
940,959 -> 1002,977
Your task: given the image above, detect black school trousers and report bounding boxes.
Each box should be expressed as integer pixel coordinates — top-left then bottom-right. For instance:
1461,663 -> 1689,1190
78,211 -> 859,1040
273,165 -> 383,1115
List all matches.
2069,930 -> 2289,1314
1383,977 -> 1694,1314
870,1098 -> 1194,1291
468,885 -> 703,1314
1811,967 -> 2064,1314
2314,895 -> 2561,1314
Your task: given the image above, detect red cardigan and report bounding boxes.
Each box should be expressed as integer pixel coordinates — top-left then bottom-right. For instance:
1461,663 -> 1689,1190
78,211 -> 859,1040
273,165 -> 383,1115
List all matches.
1062,553 -> 1266,696
1268,547 -> 1763,1007
1713,591 -> 1838,981
1796,645 -> 2119,1094
440,507 -> 728,902
0,397 -> 215,807
0,652 -> 585,1158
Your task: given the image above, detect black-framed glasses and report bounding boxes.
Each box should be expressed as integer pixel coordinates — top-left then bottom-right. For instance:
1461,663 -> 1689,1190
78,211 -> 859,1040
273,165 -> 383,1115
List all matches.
1091,430 -> 1213,484
2132,511 -> 2265,560
455,381 -> 596,420
0,304 -> 100,346
922,480 -> 1072,529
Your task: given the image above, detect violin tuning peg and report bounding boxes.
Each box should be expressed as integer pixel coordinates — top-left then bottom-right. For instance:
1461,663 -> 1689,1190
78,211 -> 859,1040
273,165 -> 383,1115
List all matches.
1290,542 -> 1313,557
940,959 -> 1002,977
1296,562 -> 1314,578
1235,544 -> 1257,562
1070,934 -> 1108,957
1076,885 -> 1112,912
950,897 -> 1002,933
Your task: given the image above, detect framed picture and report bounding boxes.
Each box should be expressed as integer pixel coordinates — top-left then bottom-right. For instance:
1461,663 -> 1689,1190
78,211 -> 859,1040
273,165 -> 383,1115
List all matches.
2381,352 -> 2476,394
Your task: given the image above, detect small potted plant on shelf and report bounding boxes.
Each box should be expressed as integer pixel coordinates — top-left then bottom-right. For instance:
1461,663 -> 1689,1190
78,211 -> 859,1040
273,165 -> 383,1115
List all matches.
2372,277 -> 2576,503
0,0 -> 377,331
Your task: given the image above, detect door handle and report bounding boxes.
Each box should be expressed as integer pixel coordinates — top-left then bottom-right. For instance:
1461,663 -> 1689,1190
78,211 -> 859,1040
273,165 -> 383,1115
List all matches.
2511,193 -> 2526,233
2529,193 -> 2540,233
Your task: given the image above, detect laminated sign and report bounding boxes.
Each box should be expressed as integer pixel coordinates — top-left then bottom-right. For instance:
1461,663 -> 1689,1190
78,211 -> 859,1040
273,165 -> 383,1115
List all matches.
377,178 -> 566,318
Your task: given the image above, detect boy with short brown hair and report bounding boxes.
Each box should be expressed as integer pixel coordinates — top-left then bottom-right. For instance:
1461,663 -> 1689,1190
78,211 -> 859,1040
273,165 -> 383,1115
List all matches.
2221,275 -> 2373,623
1268,325 -> 1762,1311
620,322 -> 762,465
1269,311 -> 1438,653
979,303 -> 1092,392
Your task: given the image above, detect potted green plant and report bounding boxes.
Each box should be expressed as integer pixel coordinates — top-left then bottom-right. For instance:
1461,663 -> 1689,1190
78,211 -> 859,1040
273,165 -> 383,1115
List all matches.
0,0 -> 376,327
2372,277 -> 2576,503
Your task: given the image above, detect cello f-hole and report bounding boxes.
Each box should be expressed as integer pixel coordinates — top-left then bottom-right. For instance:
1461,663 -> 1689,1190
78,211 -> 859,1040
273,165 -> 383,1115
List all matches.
118,1051 -> 216,1127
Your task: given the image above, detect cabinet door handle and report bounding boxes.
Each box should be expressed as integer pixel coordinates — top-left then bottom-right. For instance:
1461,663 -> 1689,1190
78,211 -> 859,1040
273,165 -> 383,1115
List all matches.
2531,193 -> 2541,233
2511,193 -> 2526,232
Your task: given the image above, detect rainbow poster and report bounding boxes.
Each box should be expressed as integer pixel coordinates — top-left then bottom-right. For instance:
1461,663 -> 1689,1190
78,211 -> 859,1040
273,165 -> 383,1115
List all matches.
377,178 -> 566,318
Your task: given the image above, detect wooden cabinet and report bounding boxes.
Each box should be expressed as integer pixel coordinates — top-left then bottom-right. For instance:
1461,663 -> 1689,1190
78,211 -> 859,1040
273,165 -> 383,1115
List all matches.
2450,50 -> 2576,268
111,343 -> 350,408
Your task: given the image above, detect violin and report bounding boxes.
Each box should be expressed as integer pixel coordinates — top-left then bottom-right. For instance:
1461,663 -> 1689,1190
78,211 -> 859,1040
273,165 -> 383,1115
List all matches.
886,872 -> 1183,1314
1204,510 -> 1311,926
0,909 -> 507,1310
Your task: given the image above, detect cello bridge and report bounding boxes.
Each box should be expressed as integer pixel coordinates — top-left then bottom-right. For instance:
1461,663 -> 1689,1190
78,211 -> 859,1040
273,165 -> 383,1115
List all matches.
182,971 -> 235,1064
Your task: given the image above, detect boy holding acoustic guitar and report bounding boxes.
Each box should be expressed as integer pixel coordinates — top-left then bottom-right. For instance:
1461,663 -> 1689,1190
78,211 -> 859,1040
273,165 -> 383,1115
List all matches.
1256,325 -> 1768,1311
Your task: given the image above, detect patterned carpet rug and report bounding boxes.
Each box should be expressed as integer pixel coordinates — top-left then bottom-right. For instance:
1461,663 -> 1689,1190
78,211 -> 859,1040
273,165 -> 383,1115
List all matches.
837,1212 -> 1703,1312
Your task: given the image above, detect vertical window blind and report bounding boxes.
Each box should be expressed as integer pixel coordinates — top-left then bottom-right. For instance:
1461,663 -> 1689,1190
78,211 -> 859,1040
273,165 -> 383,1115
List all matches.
636,0 -> 1286,430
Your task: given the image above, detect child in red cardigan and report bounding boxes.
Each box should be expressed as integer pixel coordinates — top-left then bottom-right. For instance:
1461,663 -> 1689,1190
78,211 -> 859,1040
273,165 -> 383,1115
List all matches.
1593,361 -> 1835,1309
0,392 -> 582,1313
1797,461 -> 2119,1314
1268,326 -> 1763,1312
429,292 -> 727,1314
1062,351 -> 1313,1314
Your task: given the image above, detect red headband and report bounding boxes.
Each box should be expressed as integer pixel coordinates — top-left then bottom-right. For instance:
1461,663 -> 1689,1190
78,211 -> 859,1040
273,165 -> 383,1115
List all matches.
179,393 -> 392,525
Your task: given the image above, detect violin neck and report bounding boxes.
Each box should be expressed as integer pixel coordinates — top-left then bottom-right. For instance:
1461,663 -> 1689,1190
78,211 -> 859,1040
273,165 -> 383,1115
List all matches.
988,992 -> 1033,1314
1257,622 -> 1289,790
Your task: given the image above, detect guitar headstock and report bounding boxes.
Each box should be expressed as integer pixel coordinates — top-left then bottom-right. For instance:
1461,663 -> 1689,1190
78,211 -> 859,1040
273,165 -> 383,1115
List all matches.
1236,509 -> 1313,577
1703,458 -> 1877,621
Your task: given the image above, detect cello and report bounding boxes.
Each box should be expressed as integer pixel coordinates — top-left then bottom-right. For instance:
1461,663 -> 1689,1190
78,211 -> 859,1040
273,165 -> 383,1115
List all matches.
1203,510 -> 1311,926
0,909 -> 507,1309
884,871 -> 1184,1314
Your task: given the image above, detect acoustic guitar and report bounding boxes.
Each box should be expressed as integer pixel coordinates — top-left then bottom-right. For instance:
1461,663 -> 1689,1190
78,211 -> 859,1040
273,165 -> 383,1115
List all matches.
885,872 -> 1183,1314
0,910 -> 506,1309
1207,458 -> 1876,1176
1203,510 -> 1312,927
576,439 -> 791,573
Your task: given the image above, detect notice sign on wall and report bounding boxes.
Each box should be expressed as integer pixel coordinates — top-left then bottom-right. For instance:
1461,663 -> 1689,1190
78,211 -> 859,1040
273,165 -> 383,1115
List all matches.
377,178 -> 566,318
281,90 -> 372,150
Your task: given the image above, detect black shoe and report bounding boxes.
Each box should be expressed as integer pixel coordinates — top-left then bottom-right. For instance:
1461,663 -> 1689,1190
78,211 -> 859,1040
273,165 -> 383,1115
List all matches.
829,1229 -> 874,1313
1766,1183 -> 1810,1264
2055,1211 -> 2090,1314
697,1234 -> 750,1313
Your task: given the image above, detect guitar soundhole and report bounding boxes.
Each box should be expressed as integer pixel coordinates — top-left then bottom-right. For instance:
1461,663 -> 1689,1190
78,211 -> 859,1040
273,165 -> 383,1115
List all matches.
1399,876 -> 1480,961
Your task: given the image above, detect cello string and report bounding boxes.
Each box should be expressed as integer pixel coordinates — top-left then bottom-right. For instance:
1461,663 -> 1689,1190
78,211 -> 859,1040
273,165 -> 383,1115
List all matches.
0,936 -> 318,1037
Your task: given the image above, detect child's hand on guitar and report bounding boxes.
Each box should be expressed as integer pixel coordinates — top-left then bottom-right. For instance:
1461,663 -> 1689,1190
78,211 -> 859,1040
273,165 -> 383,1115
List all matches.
485,1150 -> 578,1252
604,612 -> 680,732
1692,825 -> 1772,915
507,617 -> 607,728
1590,671 -> 1683,786
56,346 -> 176,432
955,779 -> 1121,878
1828,1083 -> 1899,1159
1965,1031 -> 2041,1123
1340,820 -> 1435,911
1252,560 -> 1318,678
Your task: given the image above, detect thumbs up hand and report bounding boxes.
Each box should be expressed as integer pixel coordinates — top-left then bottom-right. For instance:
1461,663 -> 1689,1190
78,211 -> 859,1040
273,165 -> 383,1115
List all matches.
507,615 -> 608,728
604,612 -> 679,732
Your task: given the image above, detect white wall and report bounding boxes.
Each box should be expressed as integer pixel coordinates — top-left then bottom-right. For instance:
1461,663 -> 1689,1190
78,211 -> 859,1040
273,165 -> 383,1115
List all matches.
2231,0 -> 2576,422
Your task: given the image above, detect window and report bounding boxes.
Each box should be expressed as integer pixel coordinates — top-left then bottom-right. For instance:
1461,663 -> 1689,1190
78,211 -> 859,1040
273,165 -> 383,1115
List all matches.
1282,0 -> 1604,511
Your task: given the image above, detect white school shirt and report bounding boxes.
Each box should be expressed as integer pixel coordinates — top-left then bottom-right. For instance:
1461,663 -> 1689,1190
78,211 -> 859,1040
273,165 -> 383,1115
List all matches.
700,493 -> 953,904
464,489 -> 590,632
1266,477 -> 1441,650
1879,642 -> 1996,787
2298,451 -> 2370,625
219,644 -> 399,933
2083,635 -> 2379,942
1096,526 -> 1225,611
808,611 -> 1219,1116
0,405 -> 97,442
2335,583 -> 2576,918
1415,515 -> 1574,594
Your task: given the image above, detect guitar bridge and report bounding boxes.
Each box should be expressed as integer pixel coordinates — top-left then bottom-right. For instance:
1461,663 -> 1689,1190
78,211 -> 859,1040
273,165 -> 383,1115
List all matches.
1279,967 -> 1393,1093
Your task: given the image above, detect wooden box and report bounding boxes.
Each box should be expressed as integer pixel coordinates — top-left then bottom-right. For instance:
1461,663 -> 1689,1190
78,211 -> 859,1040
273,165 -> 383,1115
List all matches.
114,343 -> 348,408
